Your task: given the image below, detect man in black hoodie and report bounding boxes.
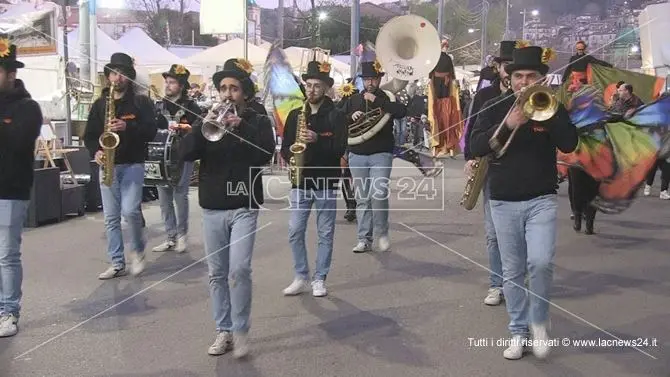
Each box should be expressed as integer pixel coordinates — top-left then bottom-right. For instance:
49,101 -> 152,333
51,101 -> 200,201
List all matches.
470,46 -> 578,360
181,58 -> 275,358
280,60 -> 346,298
340,58 -> 407,253
151,64 -> 202,254
84,53 -> 158,280
0,40 -> 43,338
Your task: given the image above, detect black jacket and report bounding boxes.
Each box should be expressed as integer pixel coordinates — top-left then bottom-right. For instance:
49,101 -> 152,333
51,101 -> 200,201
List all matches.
561,54 -> 612,83
84,87 -> 158,162
469,91 -> 578,201
182,107 -> 275,210
340,88 -> 407,155
406,95 -> 427,118
0,80 -> 43,200
280,97 -> 347,190
156,96 -> 203,129
248,99 -> 267,116
463,82 -> 502,160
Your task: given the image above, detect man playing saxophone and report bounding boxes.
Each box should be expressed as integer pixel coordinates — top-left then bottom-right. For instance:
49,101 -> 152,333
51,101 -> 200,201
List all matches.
280,60 -> 347,297
340,58 -> 407,253
463,41 -> 515,307
469,46 -> 577,360
84,53 -> 158,280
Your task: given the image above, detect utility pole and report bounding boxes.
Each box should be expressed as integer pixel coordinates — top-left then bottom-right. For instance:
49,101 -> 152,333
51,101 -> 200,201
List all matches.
243,0 -> 248,60
62,1 -> 72,136
90,0 -> 97,86
78,0 -> 90,83
278,0 -> 284,48
350,0 -> 359,78
437,0 -> 444,37
481,0 -> 489,68
504,0 -> 510,39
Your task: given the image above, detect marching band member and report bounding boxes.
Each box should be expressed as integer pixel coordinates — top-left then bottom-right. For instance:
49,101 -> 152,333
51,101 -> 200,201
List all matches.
280,60 -> 347,297
340,58 -> 407,253
151,64 -> 202,253
463,40 -> 515,306
84,53 -> 158,280
0,41 -> 42,337
337,78 -> 358,222
469,46 -> 578,360
181,58 -> 275,357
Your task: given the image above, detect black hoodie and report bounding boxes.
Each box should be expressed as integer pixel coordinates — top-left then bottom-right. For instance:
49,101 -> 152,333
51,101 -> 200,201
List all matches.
280,97 -> 347,190
84,86 -> 158,162
0,79 -> 43,200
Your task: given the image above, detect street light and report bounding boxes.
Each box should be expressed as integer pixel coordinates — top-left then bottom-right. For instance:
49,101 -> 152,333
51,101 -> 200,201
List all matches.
630,45 -> 639,53
468,28 -> 478,33
317,12 -> 328,45
520,8 -> 539,41
318,11 -> 328,21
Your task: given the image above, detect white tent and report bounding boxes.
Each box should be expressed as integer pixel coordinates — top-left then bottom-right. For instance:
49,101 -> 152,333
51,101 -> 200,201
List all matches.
59,26 -> 131,70
185,38 -> 269,79
117,27 -> 186,70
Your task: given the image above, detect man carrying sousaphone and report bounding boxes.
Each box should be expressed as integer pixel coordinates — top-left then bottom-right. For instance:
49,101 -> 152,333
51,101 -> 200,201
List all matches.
151,64 -> 203,253
340,57 -> 407,253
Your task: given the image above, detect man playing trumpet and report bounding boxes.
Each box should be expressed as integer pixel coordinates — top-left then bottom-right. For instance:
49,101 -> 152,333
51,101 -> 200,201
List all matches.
469,46 -> 578,360
280,60 -> 347,297
340,58 -> 407,253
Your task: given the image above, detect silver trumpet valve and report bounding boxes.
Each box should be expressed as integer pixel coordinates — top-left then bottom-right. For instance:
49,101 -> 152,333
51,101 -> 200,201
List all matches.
201,100 -> 238,142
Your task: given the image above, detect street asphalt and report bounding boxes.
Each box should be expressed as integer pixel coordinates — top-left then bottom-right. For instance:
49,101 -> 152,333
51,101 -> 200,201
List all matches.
0,158 -> 668,377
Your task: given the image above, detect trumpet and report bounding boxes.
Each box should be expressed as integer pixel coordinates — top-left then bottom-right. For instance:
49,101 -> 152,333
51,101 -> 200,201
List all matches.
489,83 -> 558,158
201,100 -> 239,142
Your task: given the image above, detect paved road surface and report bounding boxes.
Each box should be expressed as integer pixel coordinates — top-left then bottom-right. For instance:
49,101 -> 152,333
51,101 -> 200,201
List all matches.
0,159 -> 668,377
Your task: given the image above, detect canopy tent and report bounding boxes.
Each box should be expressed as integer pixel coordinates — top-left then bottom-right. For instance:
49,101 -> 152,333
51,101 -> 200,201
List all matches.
59,26 -> 131,69
185,38 -> 269,81
117,27 -> 186,70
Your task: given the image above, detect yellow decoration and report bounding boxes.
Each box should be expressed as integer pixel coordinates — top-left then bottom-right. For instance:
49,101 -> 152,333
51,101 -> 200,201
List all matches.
338,83 -> 355,97
174,64 -> 187,75
515,40 -> 530,49
318,62 -> 331,73
541,48 -> 557,64
373,59 -> 383,74
0,38 -> 9,58
235,59 -> 254,74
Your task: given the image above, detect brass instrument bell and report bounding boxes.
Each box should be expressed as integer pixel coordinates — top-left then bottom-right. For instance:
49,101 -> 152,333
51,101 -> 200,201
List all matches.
201,100 -> 238,142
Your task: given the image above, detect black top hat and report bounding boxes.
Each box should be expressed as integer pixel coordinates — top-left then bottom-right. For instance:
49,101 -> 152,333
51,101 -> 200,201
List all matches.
504,46 -> 549,76
360,60 -> 385,78
104,52 -> 136,80
0,38 -> 24,70
212,58 -> 256,97
494,41 -> 516,63
162,64 -> 190,85
431,52 -> 455,76
301,60 -> 334,87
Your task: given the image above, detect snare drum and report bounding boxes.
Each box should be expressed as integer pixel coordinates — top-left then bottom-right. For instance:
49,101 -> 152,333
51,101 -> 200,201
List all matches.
144,129 -> 183,187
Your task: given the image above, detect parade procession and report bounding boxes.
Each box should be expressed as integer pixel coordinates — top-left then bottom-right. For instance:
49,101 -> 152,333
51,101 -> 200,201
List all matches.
1,0 -> 670,375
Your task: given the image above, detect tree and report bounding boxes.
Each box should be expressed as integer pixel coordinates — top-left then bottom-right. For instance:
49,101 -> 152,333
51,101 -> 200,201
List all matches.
128,0 -> 217,46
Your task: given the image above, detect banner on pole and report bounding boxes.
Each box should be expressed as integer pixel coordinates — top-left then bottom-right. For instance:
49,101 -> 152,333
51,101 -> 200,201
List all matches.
200,0 -> 243,35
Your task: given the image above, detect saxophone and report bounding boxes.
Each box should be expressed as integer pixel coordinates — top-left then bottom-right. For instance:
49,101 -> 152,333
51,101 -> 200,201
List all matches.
288,102 -> 308,186
460,156 -> 489,210
99,82 -> 120,187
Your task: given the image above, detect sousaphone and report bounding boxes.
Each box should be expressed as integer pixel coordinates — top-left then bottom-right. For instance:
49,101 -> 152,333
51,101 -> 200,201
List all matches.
348,14 -> 442,145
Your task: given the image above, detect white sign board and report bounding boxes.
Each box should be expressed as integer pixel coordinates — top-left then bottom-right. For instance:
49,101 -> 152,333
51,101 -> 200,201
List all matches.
201,0 -> 243,35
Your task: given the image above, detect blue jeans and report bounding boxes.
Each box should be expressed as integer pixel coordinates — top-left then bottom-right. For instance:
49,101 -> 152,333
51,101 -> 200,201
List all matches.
394,118 -> 407,145
100,163 -> 146,269
202,208 -> 258,334
482,182 -> 503,288
158,161 -> 194,240
288,188 -> 337,281
348,152 -> 393,244
0,200 -> 29,318
489,194 -> 558,336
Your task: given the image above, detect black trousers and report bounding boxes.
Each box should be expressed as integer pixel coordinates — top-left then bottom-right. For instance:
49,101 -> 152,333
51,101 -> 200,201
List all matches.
568,167 -> 599,221
645,158 -> 670,191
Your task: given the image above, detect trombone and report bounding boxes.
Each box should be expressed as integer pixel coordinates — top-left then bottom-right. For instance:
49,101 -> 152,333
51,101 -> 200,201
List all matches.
489,79 -> 558,158
201,100 -> 239,142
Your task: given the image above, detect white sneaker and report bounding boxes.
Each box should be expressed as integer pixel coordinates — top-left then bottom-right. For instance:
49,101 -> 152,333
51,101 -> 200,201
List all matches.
484,287 -> 503,306
174,236 -> 187,253
660,190 -> 670,200
0,314 -> 18,337
233,332 -> 249,358
129,252 -> 145,276
282,278 -> 310,296
531,323 -> 551,359
377,236 -> 390,252
311,280 -> 327,297
152,240 -> 175,252
98,266 -> 127,280
207,331 -> 233,355
503,335 -> 527,360
352,241 -> 371,253
644,184 -> 652,196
